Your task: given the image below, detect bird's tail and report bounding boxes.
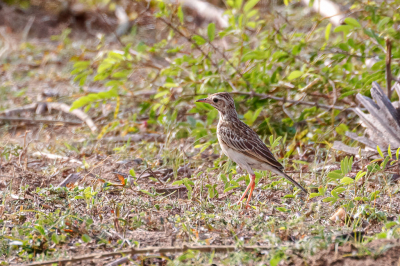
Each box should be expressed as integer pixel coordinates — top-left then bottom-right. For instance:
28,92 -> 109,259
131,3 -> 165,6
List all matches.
271,168 -> 308,194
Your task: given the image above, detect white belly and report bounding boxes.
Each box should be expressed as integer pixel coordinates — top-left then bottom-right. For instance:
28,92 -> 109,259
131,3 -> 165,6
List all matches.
218,136 -> 254,173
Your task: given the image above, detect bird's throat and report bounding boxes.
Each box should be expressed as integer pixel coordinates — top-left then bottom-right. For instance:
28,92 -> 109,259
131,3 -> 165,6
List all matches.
219,108 -> 239,122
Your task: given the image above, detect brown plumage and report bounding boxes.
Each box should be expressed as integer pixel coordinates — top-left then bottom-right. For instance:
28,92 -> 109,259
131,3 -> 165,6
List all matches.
196,92 -> 307,208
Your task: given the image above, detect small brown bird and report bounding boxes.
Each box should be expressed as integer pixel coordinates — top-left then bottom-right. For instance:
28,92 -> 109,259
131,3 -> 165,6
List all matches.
196,92 -> 307,208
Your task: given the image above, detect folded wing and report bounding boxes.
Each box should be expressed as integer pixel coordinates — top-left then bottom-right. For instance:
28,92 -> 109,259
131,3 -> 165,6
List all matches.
218,123 -> 284,170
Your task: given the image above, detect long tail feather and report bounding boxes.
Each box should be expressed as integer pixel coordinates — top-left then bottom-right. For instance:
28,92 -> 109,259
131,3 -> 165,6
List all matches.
271,168 -> 308,194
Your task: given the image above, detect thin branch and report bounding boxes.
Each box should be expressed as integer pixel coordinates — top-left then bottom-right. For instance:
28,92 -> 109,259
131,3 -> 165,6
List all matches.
47,102 -> 98,133
204,36 -> 251,88
386,38 -> 392,99
97,5 -> 165,70
0,116 -> 82,125
105,257 -> 130,266
229,91 -> 352,111
158,17 -> 219,70
32,152 -> 82,165
26,245 -> 278,266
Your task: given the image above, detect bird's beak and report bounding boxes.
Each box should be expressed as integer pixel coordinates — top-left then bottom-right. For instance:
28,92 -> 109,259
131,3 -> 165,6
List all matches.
196,98 -> 210,103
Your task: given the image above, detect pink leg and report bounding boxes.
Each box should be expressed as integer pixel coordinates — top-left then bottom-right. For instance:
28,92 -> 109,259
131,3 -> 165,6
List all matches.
245,175 -> 256,209
235,174 -> 256,208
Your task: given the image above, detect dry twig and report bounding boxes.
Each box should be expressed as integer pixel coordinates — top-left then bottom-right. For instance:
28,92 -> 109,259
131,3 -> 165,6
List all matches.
0,116 -> 82,125
229,91 -> 351,111
32,152 -> 82,165
0,102 -> 97,132
26,244 -> 277,266
386,38 -> 392,99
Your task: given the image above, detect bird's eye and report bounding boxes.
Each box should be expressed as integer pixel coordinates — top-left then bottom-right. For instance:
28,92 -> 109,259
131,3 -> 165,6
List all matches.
213,98 -> 218,103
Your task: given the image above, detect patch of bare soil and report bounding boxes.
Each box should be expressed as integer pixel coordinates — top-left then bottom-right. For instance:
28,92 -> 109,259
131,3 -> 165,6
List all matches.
288,239 -> 400,266
0,2 -> 115,39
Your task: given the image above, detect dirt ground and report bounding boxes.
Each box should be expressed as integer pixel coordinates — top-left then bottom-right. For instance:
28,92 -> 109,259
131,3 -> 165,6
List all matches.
1,2 -> 400,266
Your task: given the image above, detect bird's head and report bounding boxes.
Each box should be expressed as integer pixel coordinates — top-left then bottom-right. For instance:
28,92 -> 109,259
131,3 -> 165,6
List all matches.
196,92 -> 237,118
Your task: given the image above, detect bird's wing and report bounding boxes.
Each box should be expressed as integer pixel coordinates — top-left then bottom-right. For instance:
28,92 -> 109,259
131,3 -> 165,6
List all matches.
218,122 -> 284,170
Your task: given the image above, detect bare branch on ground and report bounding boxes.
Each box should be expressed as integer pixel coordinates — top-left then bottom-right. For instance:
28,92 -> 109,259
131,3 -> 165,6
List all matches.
26,244 -> 278,266
0,102 -> 97,132
32,152 -> 82,165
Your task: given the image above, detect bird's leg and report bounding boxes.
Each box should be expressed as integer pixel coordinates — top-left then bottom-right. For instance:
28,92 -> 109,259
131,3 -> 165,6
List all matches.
245,174 -> 256,209
235,174 -> 256,208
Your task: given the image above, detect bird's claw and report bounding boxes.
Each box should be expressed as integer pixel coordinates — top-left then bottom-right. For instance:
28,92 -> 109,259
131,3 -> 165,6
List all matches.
234,200 -> 249,209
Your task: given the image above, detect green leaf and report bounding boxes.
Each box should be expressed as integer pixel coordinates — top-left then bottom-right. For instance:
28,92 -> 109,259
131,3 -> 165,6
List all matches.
276,207 -> 290,212
172,180 -> 183,185
242,51 -> 268,61
325,23 -> 332,41
334,25 -> 353,39
287,70 -> 302,80
35,225 -> 45,235
223,186 -> 239,193
73,61 -> 90,69
177,6 -> 184,23
369,190 -> 380,201
355,171 -> 366,181
243,0 -> 260,13
192,35 -> 206,45
344,17 -> 362,28
207,23 -> 215,42
327,171 -> 343,180
269,252 -> 284,266
309,193 -> 321,199
162,83 -> 179,88
396,148 -> 400,161
388,144 -> 392,159
331,187 -> 346,197
384,221 -> 398,229
381,156 -> 390,170
292,160 -> 309,165
52,234 -> 60,244
234,0 -> 243,9
220,174 -> 228,184
323,197 -> 337,204
335,124 -> 348,135
129,169 -> 136,177
377,17 -> 391,30
283,194 -> 294,198
340,176 -> 354,185
377,145 -> 384,158
139,189 -> 155,197
81,234 -> 91,243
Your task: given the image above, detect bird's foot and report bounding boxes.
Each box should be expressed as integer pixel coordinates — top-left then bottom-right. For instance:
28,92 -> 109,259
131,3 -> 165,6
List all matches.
234,200 -> 250,209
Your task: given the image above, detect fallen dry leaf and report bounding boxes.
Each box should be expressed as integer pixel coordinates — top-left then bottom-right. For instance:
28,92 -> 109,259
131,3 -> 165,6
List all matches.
330,207 -> 346,222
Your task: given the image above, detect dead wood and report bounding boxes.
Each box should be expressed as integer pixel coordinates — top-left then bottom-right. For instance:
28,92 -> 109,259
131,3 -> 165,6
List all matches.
0,103 -> 38,116
57,173 -> 82,187
46,102 -> 98,133
26,244 -> 279,266
332,141 -> 378,159
32,152 -> 82,165
0,102 -> 98,132
155,185 -> 187,199
333,82 -> 400,157
105,257 -> 131,266
77,133 -> 165,144
0,116 -> 82,125
344,132 -> 377,149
